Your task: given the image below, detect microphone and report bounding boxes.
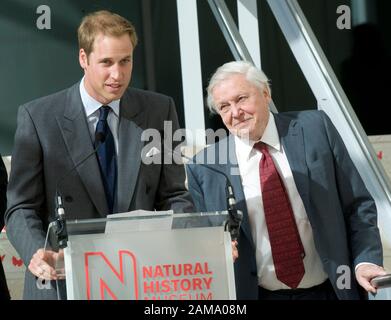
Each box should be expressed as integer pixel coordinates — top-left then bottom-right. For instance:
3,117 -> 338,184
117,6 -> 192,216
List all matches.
158,134 -> 242,241
53,132 -> 106,249
184,154 -> 242,241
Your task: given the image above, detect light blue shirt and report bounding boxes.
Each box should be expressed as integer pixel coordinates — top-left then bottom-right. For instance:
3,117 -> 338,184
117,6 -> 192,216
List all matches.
79,78 -> 120,155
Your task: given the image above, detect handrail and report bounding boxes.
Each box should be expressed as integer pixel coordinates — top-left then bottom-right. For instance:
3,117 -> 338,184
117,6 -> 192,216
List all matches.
280,0 -> 391,202
207,0 -> 253,62
266,0 -> 391,246
205,0 -> 391,246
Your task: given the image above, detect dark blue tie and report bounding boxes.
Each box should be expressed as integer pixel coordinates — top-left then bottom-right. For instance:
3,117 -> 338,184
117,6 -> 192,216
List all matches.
95,106 -> 117,214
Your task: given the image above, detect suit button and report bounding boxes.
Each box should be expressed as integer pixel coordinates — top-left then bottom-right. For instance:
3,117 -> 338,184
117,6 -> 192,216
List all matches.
65,196 -> 73,203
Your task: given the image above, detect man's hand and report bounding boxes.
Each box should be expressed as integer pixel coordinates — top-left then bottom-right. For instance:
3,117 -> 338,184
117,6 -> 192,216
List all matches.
28,248 -> 64,280
232,240 -> 239,262
355,264 -> 387,294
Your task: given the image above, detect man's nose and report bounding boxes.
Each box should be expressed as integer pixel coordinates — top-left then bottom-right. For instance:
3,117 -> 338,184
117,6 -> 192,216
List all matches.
231,104 -> 241,117
110,64 -> 121,80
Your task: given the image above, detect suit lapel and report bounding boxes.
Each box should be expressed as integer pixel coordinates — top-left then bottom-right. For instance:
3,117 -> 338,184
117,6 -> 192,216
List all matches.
57,83 -> 108,217
274,114 -> 310,214
219,135 -> 255,249
116,89 -> 145,213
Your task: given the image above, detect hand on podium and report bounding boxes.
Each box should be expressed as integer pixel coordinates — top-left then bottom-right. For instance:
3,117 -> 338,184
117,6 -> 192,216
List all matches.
28,248 -> 64,280
355,264 -> 387,294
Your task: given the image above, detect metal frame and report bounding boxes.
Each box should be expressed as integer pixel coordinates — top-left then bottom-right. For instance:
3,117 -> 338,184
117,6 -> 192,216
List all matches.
176,0 -> 391,246
207,0 -> 253,62
207,0 -> 278,113
267,0 -> 391,245
176,0 -> 206,146
237,0 -> 262,69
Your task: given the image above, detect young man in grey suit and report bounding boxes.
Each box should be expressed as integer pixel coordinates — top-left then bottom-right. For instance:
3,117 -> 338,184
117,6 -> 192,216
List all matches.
0,155 -> 10,300
186,61 -> 386,300
5,10 -> 194,300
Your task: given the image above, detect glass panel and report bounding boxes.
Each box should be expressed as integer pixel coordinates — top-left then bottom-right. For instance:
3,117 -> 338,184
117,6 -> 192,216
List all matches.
64,211 -> 230,236
43,222 -> 66,300
43,210 -> 237,300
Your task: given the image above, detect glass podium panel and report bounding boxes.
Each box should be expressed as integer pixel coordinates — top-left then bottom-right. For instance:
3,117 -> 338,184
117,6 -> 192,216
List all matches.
44,211 -> 237,300
63,211 -> 230,236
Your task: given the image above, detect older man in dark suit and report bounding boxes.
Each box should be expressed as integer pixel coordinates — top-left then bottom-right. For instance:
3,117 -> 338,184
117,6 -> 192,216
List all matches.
186,61 -> 386,300
5,10 -> 193,300
1,156 -> 10,300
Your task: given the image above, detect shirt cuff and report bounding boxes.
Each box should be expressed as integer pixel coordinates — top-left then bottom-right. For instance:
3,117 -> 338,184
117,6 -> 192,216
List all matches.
355,262 -> 378,272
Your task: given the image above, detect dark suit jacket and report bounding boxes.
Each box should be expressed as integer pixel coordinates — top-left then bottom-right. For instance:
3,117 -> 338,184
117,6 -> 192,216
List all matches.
1,155 -> 10,300
186,110 -> 383,300
5,83 -> 194,300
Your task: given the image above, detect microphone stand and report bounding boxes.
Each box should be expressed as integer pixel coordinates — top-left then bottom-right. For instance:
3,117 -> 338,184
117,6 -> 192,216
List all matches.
225,183 -> 242,241
54,191 -> 68,249
164,139 -> 243,241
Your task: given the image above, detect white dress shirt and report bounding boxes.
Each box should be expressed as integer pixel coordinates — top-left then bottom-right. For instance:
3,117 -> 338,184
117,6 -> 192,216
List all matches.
235,112 -> 328,290
79,78 -> 120,155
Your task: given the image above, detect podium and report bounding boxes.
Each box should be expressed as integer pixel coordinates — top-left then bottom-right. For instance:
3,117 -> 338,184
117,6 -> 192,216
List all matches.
46,211 -> 236,300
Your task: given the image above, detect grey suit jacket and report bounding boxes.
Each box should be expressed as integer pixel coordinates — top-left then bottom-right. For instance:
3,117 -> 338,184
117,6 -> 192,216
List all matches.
5,83 -> 194,300
186,110 -> 382,300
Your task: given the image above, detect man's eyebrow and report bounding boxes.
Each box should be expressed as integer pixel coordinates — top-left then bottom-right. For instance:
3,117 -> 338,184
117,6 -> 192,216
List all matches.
98,55 -> 132,62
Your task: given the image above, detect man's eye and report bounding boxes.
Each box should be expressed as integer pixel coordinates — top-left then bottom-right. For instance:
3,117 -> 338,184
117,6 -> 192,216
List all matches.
120,59 -> 131,65
219,105 -> 230,113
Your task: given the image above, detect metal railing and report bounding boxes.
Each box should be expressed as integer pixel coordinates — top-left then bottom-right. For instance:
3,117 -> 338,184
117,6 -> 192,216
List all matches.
206,0 -> 391,246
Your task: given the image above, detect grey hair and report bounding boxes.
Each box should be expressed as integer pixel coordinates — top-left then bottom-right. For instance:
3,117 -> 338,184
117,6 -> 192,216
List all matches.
206,60 -> 271,113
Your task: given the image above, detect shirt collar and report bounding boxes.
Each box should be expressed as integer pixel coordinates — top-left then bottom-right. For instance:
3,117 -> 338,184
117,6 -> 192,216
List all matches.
235,112 -> 281,161
79,77 -> 120,117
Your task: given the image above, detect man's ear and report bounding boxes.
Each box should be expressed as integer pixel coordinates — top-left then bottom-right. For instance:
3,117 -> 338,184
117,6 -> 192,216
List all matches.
263,88 -> 271,103
79,49 -> 88,70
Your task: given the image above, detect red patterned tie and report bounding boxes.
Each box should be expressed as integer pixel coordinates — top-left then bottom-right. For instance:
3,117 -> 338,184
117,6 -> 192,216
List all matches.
255,142 -> 305,288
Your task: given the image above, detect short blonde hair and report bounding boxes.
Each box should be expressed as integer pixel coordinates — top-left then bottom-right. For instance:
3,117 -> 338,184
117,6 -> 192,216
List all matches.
78,10 -> 138,57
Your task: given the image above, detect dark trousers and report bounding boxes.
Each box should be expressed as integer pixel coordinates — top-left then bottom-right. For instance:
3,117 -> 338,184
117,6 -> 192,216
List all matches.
258,280 -> 338,300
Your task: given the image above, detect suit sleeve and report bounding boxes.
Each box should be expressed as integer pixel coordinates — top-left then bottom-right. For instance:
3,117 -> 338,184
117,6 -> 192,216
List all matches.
154,97 -> 195,213
5,105 -> 47,267
321,111 -> 382,267
0,156 -> 7,230
185,163 -> 207,212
